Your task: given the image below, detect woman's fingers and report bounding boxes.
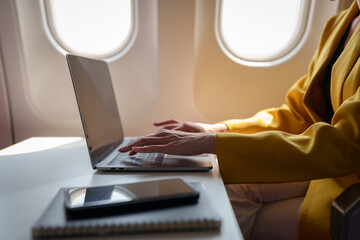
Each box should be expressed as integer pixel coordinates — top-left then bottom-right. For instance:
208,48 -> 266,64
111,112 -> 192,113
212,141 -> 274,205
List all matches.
159,124 -> 178,130
118,130 -> 216,156
119,130 -> 176,152
153,119 -> 180,126
132,144 -> 172,154
131,142 -> 191,155
153,119 -> 207,133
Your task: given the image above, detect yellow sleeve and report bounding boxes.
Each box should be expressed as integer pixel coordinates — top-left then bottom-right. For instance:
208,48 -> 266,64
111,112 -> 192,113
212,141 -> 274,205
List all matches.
216,87 -> 360,184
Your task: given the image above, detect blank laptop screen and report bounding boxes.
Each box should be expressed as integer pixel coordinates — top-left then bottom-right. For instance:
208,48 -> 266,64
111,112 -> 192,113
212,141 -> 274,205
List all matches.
67,54 -> 124,167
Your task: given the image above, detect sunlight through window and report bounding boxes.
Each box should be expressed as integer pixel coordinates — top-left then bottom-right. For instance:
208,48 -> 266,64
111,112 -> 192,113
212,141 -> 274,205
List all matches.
45,0 -> 134,58
218,0 -> 309,62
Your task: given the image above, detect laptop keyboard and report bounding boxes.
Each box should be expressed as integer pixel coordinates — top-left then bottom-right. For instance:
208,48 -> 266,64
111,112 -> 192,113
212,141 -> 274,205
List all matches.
108,152 -> 165,166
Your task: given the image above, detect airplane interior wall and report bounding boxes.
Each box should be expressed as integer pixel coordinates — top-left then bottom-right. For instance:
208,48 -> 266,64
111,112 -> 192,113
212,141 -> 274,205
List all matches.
0,0 -> 352,149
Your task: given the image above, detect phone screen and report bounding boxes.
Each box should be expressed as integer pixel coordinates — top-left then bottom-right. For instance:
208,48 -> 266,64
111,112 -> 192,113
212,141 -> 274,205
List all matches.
65,178 -> 198,210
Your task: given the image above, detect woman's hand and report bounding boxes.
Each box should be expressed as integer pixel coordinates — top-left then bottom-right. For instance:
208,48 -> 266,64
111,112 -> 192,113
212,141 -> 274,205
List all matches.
153,119 -> 228,133
119,129 -> 216,156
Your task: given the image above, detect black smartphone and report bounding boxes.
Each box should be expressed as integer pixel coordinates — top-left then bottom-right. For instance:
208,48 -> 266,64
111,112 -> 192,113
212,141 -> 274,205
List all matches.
64,178 -> 199,218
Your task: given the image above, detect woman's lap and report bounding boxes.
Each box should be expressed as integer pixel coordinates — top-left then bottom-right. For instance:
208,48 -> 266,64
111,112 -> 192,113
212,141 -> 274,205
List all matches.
225,182 -> 309,240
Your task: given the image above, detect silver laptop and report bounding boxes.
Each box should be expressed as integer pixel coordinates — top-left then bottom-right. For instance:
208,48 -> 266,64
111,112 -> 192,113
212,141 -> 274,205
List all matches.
66,54 -> 213,171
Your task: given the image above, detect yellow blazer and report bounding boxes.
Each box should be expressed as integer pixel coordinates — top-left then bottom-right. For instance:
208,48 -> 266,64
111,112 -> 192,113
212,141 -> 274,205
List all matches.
215,1 -> 360,239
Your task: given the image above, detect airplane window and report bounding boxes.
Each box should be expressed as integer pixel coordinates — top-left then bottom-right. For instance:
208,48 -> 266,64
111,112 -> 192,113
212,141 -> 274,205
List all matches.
44,0 -> 134,58
217,0 -> 310,64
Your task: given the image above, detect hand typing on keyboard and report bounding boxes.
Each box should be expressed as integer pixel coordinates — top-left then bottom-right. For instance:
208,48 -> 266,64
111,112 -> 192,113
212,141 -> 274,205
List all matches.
119,129 -> 216,156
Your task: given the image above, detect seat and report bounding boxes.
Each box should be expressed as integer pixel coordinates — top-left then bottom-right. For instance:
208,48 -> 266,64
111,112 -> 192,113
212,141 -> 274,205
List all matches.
330,183 -> 360,240
249,183 -> 360,240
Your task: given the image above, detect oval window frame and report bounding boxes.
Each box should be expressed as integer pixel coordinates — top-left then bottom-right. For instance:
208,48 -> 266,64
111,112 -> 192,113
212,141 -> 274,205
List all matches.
215,0 -> 311,66
42,0 -> 137,59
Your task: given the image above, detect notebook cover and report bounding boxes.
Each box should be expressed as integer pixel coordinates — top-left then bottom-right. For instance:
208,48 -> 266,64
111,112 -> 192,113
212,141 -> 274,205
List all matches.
32,183 -> 221,238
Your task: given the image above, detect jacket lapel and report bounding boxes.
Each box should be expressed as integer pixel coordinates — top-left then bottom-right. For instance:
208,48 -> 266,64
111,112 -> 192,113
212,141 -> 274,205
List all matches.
332,18 -> 360,110
303,1 -> 359,121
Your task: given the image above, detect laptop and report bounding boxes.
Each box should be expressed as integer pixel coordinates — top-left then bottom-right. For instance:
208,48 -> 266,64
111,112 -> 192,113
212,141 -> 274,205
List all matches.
66,54 -> 213,171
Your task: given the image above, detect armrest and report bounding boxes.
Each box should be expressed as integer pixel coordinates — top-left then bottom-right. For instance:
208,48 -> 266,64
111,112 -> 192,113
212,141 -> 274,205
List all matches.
330,183 -> 360,240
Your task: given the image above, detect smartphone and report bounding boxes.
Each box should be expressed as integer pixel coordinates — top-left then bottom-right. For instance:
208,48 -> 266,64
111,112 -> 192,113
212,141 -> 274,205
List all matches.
64,178 -> 199,218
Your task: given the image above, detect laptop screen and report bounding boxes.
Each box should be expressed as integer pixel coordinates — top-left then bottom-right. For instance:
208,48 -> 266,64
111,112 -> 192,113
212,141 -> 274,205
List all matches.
67,54 -> 124,168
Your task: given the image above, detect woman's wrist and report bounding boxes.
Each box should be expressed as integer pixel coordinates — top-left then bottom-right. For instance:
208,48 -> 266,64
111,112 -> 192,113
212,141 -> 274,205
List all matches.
196,123 -> 228,133
210,123 -> 229,133
201,133 -> 216,154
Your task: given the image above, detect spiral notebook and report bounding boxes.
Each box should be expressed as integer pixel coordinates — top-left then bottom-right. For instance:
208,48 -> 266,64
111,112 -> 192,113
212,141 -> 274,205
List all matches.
32,183 -> 221,239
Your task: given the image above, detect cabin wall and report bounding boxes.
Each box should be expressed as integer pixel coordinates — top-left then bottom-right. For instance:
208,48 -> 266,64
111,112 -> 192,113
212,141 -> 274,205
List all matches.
0,0 -> 349,148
